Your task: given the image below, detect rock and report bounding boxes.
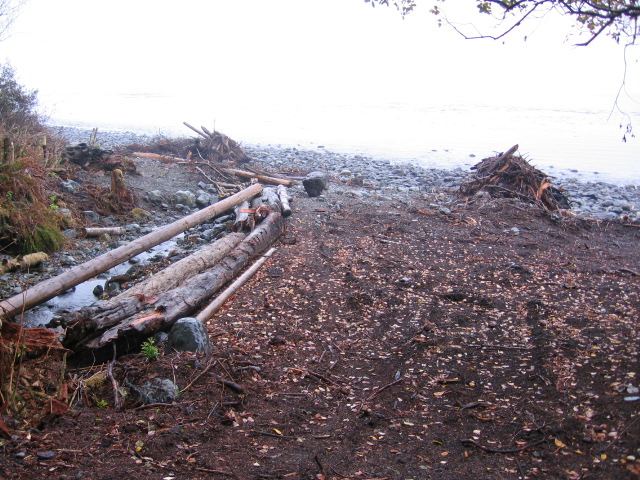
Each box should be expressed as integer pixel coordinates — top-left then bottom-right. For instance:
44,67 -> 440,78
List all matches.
133,378 -> 179,404
624,396 -> 640,402
627,384 -> 639,395
83,210 -> 100,223
60,179 -> 80,193
61,254 -> 76,266
154,331 -> 169,346
195,191 -> 212,208
130,207 -> 152,221
93,284 -> 104,297
438,206 -> 451,215
62,229 -> 77,239
14,451 -> 26,460
36,450 -> 56,460
168,317 -> 210,353
510,227 -> 520,235
57,208 -> 73,221
146,190 -> 164,205
174,190 -> 196,207
269,335 -> 287,346
303,171 -> 327,197
105,281 -> 121,296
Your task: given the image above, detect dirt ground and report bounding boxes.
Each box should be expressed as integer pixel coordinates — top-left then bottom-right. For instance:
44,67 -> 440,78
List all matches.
1,161 -> 640,480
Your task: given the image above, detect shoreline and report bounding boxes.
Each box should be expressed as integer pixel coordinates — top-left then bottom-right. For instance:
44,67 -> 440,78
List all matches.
54,125 -> 640,222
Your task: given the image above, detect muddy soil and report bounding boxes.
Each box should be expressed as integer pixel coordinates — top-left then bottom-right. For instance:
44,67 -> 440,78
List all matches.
1,155 -> 639,480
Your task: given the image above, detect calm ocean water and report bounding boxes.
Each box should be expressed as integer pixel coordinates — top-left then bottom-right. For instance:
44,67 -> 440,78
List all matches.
50,93 -> 640,185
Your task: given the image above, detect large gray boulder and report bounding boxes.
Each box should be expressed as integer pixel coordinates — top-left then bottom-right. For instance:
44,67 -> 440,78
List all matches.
303,171 -> 327,197
168,317 -> 210,353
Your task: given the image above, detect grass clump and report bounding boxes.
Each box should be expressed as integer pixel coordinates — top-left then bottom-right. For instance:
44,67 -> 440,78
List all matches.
0,158 -> 65,253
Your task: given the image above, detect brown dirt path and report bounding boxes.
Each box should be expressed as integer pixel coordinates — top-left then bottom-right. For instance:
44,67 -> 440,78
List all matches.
2,184 -> 639,480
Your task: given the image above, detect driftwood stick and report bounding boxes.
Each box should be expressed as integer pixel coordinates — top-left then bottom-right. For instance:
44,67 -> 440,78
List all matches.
196,247 -> 277,322
83,227 -> 126,237
195,165 -> 216,185
277,185 -> 292,218
182,122 -> 209,140
0,184 -> 263,321
201,126 -> 215,139
223,168 -> 293,187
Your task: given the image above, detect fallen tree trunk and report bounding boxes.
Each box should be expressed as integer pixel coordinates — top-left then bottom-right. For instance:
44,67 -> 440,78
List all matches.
196,247 -> 276,322
0,184 -> 263,322
112,232 -> 245,302
69,212 -> 284,352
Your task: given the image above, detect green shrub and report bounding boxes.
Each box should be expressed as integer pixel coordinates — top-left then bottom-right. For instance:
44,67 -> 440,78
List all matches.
141,338 -> 159,361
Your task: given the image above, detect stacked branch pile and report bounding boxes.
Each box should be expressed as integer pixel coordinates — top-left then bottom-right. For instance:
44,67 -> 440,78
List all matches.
459,144 -> 570,210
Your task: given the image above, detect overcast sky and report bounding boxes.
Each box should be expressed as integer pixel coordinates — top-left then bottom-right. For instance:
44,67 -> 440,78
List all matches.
1,0 -> 639,181
3,0 -> 638,111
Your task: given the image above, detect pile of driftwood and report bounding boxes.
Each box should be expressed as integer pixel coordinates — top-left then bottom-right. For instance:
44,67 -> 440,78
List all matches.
460,145 -> 570,210
130,122 -> 292,198
0,184 -> 291,360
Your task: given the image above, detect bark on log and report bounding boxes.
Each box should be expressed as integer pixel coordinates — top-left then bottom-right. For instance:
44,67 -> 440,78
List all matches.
233,201 -> 253,232
277,185 -> 292,218
114,232 -> 245,302
72,212 -> 284,352
0,184 -> 263,321
222,168 -> 293,187
196,247 -> 276,322
83,227 -> 126,237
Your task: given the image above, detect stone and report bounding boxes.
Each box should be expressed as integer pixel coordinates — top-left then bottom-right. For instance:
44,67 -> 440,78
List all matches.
438,206 -> 451,215
57,208 -> 73,221
174,190 -> 196,207
154,331 -> 169,346
303,171 -> 327,197
146,190 -> 164,205
168,317 -> 210,353
93,284 -> 104,297
62,229 -> 77,239
196,191 -> 212,208
133,378 -> 179,404
60,179 -> 80,193
36,451 -> 56,460
510,227 -> 520,235
61,254 -> 76,266
83,210 -> 100,223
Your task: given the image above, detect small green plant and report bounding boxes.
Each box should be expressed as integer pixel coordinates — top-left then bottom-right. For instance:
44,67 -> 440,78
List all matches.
95,398 -> 109,409
5,191 -> 13,201
48,194 -> 58,211
141,338 -> 159,361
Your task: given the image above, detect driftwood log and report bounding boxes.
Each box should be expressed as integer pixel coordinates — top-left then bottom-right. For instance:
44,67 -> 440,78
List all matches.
196,247 -> 276,322
66,211 -> 285,353
233,201 -> 253,232
0,184 -> 263,322
83,227 -> 126,237
277,185 -> 292,217
111,232 -> 245,302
